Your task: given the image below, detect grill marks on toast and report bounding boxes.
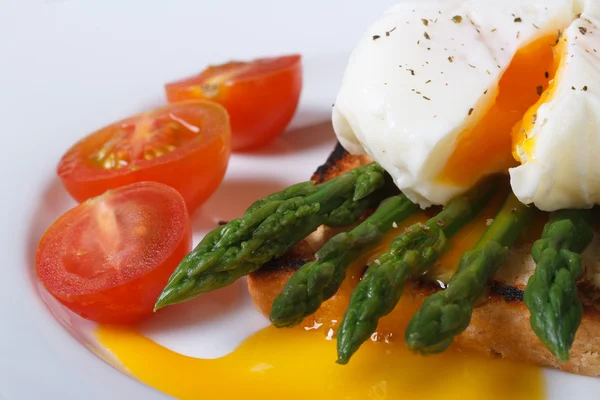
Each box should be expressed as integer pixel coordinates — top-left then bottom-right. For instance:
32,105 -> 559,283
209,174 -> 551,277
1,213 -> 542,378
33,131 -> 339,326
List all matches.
295,142 -> 529,303
247,142 -> 600,376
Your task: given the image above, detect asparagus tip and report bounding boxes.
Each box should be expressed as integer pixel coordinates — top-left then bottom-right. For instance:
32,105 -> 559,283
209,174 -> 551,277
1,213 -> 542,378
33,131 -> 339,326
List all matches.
153,287 -> 178,311
269,308 -> 303,328
336,355 -> 350,365
553,345 -> 571,364
405,334 -> 454,355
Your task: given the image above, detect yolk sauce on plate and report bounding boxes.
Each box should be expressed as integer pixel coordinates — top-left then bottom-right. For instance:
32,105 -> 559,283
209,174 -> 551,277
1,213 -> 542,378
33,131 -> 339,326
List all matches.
97,324 -> 544,400
97,196 -> 546,400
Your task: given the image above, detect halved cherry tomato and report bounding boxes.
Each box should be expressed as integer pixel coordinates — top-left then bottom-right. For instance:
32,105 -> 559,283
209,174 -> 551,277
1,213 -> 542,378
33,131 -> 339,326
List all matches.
57,100 -> 231,214
36,182 -> 192,324
165,54 -> 302,151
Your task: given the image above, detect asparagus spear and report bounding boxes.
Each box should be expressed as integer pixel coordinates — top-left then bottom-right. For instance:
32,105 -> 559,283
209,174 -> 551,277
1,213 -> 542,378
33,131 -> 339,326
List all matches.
269,194 -> 419,328
523,209 -> 593,362
154,163 -> 388,310
405,192 -> 534,354
336,180 -> 497,364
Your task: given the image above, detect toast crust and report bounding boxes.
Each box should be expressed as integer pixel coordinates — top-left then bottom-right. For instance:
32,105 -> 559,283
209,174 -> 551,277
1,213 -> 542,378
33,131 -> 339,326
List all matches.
248,143 -> 600,376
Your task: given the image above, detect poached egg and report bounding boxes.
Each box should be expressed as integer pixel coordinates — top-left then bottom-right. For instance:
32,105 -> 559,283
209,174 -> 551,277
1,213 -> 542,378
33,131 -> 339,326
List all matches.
333,0 -> 600,211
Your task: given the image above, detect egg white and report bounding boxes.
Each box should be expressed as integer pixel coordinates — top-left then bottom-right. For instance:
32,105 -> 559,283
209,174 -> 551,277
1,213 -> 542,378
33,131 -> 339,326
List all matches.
333,0 -> 600,211
510,1 -> 600,211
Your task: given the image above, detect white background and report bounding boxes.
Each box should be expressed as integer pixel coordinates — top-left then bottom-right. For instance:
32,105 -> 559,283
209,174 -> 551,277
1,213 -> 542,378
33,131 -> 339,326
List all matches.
1,1 -> 599,399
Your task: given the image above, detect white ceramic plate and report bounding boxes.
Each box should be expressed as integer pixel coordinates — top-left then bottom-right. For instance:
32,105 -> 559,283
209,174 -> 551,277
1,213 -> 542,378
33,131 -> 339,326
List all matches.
2,1 -> 600,398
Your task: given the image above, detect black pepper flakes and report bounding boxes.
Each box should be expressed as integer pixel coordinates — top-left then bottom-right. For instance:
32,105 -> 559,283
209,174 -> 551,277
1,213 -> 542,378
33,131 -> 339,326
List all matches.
579,27 -> 588,35
468,64 -> 476,68
448,56 -> 454,63
554,30 -> 564,46
386,27 -> 397,36
514,17 -> 522,23
484,89 -> 488,94
583,86 -> 588,91
423,96 -> 431,100
572,86 -> 576,90
452,15 -> 462,23
536,86 -> 543,96
532,23 -> 540,29
372,35 -> 381,40
491,28 -> 497,32
421,18 -> 429,26
425,80 -> 431,84
468,108 -> 474,116
545,71 -> 549,79
407,69 -> 415,76
532,113 -> 537,124
424,32 -> 431,40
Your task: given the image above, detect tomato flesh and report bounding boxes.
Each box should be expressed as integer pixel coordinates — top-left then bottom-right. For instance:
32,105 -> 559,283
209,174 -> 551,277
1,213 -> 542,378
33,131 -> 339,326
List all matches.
36,182 -> 192,324
57,100 -> 231,214
165,54 -> 302,151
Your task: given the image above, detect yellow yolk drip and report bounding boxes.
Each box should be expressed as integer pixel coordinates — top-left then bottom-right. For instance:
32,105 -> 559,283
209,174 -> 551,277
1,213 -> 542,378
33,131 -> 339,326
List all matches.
340,188 -> 507,287
512,34 -> 567,161
97,325 -> 544,400
439,35 -> 560,186
428,188 -> 508,282
95,185 -> 549,400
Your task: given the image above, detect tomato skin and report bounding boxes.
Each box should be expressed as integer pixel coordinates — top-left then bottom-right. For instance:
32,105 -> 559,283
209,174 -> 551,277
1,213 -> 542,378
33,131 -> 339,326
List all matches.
36,182 -> 192,324
165,55 -> 302,151
57,101 -> 231,214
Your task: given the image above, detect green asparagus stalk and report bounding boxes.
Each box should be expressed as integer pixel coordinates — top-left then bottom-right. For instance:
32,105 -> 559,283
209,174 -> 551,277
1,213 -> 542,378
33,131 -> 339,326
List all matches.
155,163 -> 388,310
405,192 -> 534,354
523,209 -> 593,362
336,179 -> 497,364
269,194 -> 419,328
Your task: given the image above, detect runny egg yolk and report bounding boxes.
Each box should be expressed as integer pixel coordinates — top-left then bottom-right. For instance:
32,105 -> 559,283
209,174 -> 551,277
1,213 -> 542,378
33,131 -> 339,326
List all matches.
97,325 -> 544,400
438,34 -> 562,187
512,35 -> 567,160
96,198 -> 548,400
340,188 -> 507,288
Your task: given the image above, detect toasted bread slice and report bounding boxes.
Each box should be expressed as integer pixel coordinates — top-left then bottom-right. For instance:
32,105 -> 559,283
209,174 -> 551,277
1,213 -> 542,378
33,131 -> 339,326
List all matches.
248,143 -> 600,377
